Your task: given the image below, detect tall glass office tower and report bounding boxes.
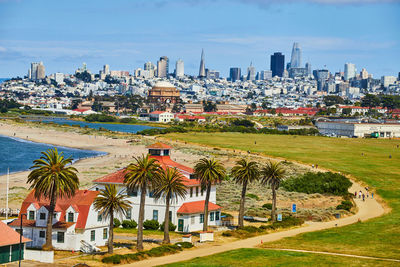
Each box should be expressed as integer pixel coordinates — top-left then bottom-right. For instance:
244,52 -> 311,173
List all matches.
290,42 -> 302,68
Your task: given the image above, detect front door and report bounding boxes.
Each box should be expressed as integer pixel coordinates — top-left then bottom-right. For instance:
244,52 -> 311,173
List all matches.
178,219 -> 184,232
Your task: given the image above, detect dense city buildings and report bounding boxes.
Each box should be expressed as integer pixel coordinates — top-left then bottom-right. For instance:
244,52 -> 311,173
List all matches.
28,62 -> 45,81
157,56 -> 169,78
344,63 -> 357,81
270,52 -> 285,77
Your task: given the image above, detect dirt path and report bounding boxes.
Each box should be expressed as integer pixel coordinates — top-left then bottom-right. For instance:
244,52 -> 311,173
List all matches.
123,147 -> 385,267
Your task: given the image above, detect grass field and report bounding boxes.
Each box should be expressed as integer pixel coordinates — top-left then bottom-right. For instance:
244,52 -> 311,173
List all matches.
165,133 -> 400,259
161,248 -> 397,267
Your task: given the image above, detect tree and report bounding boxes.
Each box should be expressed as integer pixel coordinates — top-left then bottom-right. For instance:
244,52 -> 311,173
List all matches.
194,158 -> 226,231
27,148 -> 79,250
361,94 -> 380,108
153,168 -> 187,243
203,101 -> 217,112
124,155 -> 161,251
230,159 -> 260,227
323,95 -> 344,106
93,185 -> 131,254
260,161 -> 285,222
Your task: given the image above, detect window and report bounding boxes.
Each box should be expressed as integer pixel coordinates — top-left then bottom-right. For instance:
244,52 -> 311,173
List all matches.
57,232 -> 65,243
190,188 -> 193,197
200,214 -> 204,223
28,210 -> 35,220
153,210 -> 158,221
196,187 -> 199,197
90,230 -> 95,241
163,149 -> 170,156
215,211 -> 220,221
39,231 -> 45,238
39,212 -> 46,220
191,216 -> 195,225
210,212 -> 215,221
149,149 -> 161,156
126,209 -> 132,220
103,228 -> 108,239
67,212 -> 74,222
97,214 -> 102,222
53,213 -> 57,219
149,191 -> 155,198
127,188 -> 138,197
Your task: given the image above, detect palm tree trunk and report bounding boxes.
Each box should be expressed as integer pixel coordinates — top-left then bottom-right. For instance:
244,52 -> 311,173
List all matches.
238,180 -> 248,228
203,182 -> 211,231
137,185 -> 146,251
271,185 -> 276,223
44,190 -> 56,250
108,209 -> 114,254
163,192 -> 171,244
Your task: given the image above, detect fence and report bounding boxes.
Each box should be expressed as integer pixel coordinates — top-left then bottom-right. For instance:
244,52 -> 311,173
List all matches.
24,249 -> 54,263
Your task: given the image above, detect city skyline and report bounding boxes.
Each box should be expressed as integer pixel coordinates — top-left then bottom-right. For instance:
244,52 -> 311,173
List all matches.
0,0 -> 399,77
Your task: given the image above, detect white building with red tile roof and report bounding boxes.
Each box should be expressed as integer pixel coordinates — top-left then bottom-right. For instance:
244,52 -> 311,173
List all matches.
9,190 -> 109,251
92,142 -> 222,232
0,221 -> 30,264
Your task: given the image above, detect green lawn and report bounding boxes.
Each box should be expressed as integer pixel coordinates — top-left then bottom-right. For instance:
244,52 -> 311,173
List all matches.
165,133 -> 400,259
161,248 -> 396,267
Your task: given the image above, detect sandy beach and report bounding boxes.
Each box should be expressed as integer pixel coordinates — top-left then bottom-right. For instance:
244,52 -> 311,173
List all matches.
0,120 -> 200,209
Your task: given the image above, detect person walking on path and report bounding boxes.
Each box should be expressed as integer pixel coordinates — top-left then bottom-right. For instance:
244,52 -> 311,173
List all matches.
359,191 -> 362,199
362,194 -> 365,202
372,192 -> 374,199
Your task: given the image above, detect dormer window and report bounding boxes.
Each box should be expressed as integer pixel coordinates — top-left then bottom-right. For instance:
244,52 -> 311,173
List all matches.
163,149 -> 170,156
39,213 -> 46,220
189,174 -> 197,180
28,210 -> 35,220
149,149 -> 161,156
67,212 -> 74,222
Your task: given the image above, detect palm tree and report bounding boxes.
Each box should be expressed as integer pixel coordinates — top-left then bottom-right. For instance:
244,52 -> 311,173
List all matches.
194,158 -> 226,231
153,167 -> 187,244
260,160 -> 285,222
124,154 -> 161,251
231,159 -> 260,227
93,185 -> 131,254
27,148 -> 79,250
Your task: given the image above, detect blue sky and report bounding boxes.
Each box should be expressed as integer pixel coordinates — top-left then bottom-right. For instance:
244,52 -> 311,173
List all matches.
0,0 -> 399,78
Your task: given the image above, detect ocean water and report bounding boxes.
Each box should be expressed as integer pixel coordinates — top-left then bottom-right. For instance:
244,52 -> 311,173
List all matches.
0,78 -> 9,84
37,118 -> 158,133
0,135 -> 106,175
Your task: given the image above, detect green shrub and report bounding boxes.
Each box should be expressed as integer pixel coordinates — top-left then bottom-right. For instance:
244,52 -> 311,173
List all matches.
259,224 -> 275,230
143,219 -> 160,230
160,221 -> 177,232
175,242 -> 194,248
262,203 -> 273,210
336,200 -> 353,211
122,219 -> 137,229
85,113 -> 116,122
238,226 -> 263,233
246,193 -> 260,200
222,231 -> 233,237
272,216 -> 304,228
113,218 -> 121,228
282,172 -> 352,196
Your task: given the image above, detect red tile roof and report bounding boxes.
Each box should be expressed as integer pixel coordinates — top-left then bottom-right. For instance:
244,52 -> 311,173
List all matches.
0,221 -> 31,246
150,111 -> 168,114
93,156 -> 201,186
14,190 -> 99,230
177,200 -> 221,214
73,108 -> 90,112
146,142 -> 172,149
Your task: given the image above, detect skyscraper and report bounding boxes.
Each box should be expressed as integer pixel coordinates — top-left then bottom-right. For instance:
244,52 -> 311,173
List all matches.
175,59 -> 184,78
103,64 -> 110,75
157,56 -> 169,78
344,63 -> 356,81
270,52 -> 285,77
230,67 -> 241,82
247,62 -> 256,81
290,42 -> 301,68
305,62 -> 311,76
29,62 -> 45,80
198,49 -> 206,78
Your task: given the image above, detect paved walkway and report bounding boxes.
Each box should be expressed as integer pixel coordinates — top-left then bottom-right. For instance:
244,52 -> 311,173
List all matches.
122,180 -> 385,267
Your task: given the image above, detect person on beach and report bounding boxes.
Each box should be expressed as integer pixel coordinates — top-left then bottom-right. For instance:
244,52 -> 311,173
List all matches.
359,191 -> 362,199
372,192 -> 374,199
354,191 -> 357,197
362,194 -> 365,201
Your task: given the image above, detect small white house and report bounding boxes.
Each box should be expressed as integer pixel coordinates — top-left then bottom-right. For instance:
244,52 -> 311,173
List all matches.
92,142 -> 222,232
9,190 -> 109,251
149,111 -> 174,123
